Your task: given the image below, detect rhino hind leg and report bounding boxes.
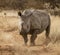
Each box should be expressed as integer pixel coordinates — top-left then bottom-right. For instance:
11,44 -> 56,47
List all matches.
46,25 -> 50,38
45,24 -> 51,45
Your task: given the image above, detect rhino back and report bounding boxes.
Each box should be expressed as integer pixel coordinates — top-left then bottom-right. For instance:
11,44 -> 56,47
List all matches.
30,10 -> 50,31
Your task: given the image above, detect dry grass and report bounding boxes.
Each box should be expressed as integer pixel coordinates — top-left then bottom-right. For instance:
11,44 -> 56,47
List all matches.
50,16 -> 60,43
0,10 -> 60,55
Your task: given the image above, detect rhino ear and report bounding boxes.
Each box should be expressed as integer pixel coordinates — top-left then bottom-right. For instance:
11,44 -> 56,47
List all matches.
18,12 -> 22,16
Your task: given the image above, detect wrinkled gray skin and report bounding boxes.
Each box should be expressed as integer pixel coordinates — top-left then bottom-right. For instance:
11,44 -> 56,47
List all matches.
18,9 -> 51,46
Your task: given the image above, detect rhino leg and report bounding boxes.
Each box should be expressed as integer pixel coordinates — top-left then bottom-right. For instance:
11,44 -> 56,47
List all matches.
30,30 -> 38,46
30,34 -> 37,46
22,34 -> 28,45
45,25 -> 51,45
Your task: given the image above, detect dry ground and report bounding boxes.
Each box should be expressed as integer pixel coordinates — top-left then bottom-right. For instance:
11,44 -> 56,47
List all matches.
0,10 -> 60,55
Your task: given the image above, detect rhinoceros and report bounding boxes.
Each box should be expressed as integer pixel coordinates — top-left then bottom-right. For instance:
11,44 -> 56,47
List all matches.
18,9 -> 51,46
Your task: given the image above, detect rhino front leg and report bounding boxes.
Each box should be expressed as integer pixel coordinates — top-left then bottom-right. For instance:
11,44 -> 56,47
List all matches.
30,30 -> 38,46
22,34 -> 28,46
